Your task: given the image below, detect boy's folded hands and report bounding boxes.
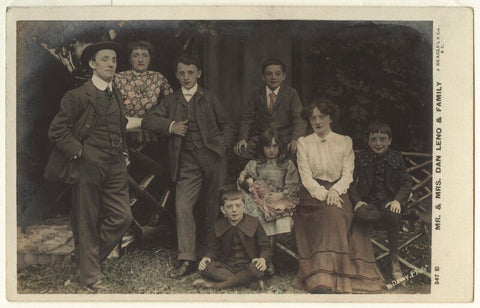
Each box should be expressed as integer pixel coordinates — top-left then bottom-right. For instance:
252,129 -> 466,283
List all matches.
252,258 -> 267,271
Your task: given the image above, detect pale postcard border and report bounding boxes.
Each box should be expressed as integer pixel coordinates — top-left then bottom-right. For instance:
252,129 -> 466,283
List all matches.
3,4 -> 475,304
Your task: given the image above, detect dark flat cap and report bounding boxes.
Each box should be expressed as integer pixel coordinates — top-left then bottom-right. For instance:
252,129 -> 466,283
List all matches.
80,40 -> 122,68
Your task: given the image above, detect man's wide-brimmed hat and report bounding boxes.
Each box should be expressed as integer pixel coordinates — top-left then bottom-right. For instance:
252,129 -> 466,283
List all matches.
80,40 -> 122,68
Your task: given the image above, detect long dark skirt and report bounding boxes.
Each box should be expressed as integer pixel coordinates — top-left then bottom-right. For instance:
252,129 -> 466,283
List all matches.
294,185 -> 385,293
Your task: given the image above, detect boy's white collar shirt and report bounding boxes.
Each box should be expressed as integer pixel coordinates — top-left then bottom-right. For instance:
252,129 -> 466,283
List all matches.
91,74 -> 113,92
266,86 -> 280,97
182,84 -> 198,102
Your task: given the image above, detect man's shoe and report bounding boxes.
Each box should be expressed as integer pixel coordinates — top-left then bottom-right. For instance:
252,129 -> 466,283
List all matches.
87,280 -> 110,293
169,260 -> 196,279
391,256 -> 404,281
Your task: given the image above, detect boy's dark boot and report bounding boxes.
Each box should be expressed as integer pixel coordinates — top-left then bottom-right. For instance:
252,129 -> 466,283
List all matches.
391,254 -> 403,281
385,210 -> 402,280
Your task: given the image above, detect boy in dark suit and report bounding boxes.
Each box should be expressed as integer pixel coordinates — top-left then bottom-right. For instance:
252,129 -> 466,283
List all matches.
45,41 -> 132,291
349,119 -> 412,281
193,186 -> 272,289
142,55 -> 234,279
234,58 -> 306,159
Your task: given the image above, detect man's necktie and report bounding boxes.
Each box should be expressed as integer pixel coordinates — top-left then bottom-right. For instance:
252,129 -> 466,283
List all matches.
268,92 -> 276,112
105,87 -> 112,100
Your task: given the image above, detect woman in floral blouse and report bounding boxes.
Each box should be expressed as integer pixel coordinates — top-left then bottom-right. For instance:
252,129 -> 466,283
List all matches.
115,40 -> 173,130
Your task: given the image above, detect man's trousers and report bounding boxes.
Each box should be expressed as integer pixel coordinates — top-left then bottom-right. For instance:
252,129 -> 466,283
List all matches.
71,153 -> 132,286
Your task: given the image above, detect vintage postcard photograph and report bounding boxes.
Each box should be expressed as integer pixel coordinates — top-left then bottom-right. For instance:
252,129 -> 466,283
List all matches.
4,5 -> 474,303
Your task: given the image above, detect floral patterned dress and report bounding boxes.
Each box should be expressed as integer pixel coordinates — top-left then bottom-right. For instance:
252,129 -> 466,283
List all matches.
114,70 -> 173,118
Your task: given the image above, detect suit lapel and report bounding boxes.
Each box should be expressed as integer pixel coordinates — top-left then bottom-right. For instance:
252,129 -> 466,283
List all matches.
85,80 -> 100,113
272,85 -> 286,112
257,87 -> 269,114
174,91 -> 187,121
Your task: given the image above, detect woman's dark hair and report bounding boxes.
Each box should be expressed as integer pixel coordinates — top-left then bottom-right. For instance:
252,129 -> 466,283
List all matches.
127,40 -> 154,59
257,128 -> 286,163
301,97 -> 339,123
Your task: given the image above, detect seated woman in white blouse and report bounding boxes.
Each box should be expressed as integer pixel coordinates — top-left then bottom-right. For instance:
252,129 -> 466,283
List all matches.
293,98 -> 385,294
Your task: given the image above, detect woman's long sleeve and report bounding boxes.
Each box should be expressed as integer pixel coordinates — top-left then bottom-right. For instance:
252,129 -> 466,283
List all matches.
296,137 -> 328,200
331,136 -> 354,195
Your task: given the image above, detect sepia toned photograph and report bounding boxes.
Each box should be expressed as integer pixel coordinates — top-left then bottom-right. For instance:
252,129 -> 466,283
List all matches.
4,5 -> 474,303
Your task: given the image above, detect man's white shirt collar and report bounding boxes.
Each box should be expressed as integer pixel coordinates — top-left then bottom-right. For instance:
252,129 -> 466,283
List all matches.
182,84 -> 198,99
91,74 -> 113,91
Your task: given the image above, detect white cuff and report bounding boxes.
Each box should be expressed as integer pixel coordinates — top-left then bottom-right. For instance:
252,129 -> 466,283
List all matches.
168,121 -> 176,134
312,186 -> 328,201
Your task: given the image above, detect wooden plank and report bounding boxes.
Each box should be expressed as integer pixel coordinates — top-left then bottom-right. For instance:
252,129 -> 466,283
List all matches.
401,152 -> 433,157
129,148 -> 167,177
406,160 -> 432,172
275,242 -> 298,260
413,175 -> 432,191
128,176 -> 170,218
375,233 -> 424,260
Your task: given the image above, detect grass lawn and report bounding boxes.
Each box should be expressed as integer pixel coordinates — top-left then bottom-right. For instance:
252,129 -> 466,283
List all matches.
17,230 -> 431,295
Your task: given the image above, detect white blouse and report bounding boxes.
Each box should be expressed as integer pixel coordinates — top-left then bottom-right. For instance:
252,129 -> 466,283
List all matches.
296,132 -> 354,200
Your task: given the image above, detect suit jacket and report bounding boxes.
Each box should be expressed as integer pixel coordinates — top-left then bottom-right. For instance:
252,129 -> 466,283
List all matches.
238,84 -> 306,145
43,80 -> 127,184
205,214 -> 272,263
349,149 -> 412,206
142,87 -> 234,182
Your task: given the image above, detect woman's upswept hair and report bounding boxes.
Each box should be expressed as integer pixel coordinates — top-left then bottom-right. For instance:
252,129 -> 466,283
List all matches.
301,97 -> 339,123
127,40 -> 154,59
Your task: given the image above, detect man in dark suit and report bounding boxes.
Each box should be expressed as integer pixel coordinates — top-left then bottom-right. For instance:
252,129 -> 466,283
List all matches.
142,55 -> 234,279
234,58 -> 306,159
44,41 -> 132,291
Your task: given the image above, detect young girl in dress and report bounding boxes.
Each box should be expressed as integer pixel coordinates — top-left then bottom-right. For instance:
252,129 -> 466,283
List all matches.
237,128 -> 300,244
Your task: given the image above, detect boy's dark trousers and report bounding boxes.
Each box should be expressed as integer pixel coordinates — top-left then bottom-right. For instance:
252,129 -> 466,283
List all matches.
354,200 -> 401,257
201,261 -> 264,289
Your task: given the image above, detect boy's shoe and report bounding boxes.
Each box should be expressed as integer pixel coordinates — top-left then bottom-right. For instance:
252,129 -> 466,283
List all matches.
249,279 -> 265,290
192,279 -> 215,289
266,262 -> 275,277
87,280 -> 110,293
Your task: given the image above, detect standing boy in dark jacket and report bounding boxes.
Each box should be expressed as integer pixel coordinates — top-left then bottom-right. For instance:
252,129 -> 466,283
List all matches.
142,55 -> 234,279
234,58 -> 306,159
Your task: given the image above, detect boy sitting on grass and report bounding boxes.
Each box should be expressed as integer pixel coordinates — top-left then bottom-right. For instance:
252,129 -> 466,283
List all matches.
193,186 -> 273,290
